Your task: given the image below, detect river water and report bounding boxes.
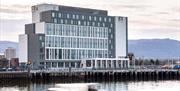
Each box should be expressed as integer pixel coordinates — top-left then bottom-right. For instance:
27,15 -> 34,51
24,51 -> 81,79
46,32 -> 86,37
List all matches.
0,79 -> 179,91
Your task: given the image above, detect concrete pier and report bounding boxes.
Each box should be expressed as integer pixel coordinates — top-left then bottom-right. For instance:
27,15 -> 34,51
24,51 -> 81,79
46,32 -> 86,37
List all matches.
0,69 -> 179,81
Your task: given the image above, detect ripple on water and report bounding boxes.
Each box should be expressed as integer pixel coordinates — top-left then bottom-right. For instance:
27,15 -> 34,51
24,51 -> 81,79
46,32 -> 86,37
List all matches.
0,87 -> 20,91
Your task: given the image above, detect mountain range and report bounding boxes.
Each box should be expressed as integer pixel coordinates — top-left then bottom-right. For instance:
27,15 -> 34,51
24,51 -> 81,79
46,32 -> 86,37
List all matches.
0,41 -> 18,55
128,39 -> 180,59
0,39 -> 179,58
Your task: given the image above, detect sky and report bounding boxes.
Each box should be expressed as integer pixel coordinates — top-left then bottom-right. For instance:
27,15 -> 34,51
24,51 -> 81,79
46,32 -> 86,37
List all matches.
0,0 -> 180,42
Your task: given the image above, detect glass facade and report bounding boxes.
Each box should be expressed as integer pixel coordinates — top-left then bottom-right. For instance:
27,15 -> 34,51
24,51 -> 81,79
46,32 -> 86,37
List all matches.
45,23 -> 109,60
30,5 -> 122,69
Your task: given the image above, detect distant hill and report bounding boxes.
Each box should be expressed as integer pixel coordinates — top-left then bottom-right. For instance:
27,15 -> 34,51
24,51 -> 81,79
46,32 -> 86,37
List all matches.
0,41 -> 18,54
128,39 -> 180,59
0,39 -> 179,58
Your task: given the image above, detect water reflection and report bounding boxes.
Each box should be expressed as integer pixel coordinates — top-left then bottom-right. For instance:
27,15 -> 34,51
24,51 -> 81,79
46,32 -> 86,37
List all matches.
0,78 -> 179,91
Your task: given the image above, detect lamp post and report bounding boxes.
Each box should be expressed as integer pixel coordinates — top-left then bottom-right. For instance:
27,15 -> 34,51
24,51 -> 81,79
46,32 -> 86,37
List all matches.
133,56 -> 135,69
171,58 -> 174,69
27,60 -> 32,78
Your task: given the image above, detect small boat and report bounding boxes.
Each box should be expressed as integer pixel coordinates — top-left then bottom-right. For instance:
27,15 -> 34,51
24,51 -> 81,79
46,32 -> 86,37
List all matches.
47,83 -> 99,91
47,88 -> 68,91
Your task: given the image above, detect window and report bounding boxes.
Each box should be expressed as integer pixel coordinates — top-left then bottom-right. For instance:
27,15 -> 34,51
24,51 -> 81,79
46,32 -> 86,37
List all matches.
71,20 -> 73,24
98,23 -> 100,27
86,60 -> 91,67
89,16 -> 92,20
82,15 -> 85,20
102,23 -> 105,27
110,24 -> 113,27
67,14 -> 70,18
65,19 -> 68,24
78,21 -> 81,25
94,16 -> 97,21
84,21 -> 86,26
104,17 -> 107,22
39,36 -> 42,40
109,18 -> 111,22
52,62 -> 57,68
87,22 -> 90,26
58,62 -> 64,67
111,34 -> 113,38
52,12 -> 55,17
72,14 -> 75,19
58,13 -> 61,17
71,62 -> 75,68
60,19 -> 63,23
118,17 -> 123,21
40,48 -> 43,53
41,42 -> 45,47
65,62 -> 69,68
111,45 -> 113,49
76,15 -> 79,19
92,22 -> 95,26
46,62 -> 51,68
99,17 -> 102,21
54,19 -> 57,23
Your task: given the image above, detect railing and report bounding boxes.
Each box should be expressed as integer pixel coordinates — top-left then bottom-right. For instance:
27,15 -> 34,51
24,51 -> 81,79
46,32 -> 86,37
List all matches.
29,68 -> 179,73
0,68 -> 179,74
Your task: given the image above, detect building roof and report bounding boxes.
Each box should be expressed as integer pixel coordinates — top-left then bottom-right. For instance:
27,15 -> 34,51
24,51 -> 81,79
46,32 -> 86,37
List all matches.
33,3 -> 108,16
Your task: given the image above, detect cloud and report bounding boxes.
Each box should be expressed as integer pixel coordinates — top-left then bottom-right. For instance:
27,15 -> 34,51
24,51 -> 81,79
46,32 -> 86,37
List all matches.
130,18 -> 179,29
171,19 -> 180,22
0,4 -> 30,14
0,0 -> 179,41
155,12 -> 170,15
0,19 -> 30,42
117,4 -> 150,9
129,28 -> 180,40
0,8 -> 29,14
0,4 -> 31,20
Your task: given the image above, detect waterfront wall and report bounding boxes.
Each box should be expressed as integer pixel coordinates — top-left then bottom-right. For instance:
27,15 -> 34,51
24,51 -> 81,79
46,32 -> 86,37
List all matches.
0,69 -> 180,80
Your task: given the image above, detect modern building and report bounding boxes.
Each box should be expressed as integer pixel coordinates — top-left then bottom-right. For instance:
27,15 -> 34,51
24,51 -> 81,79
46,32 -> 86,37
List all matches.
0,53 -> 5,59
4,47 -> 16,60
19,4 -> 128,69
10,58 -> 19,69
0,58 -> 8,68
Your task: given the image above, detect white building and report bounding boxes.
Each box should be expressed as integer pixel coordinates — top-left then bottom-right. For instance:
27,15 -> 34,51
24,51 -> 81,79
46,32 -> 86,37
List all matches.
4,47 -> 16,60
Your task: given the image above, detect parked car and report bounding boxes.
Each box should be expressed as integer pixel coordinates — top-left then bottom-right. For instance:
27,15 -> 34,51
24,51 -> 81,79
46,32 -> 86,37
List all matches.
173,65 -> 180,69
0,68 -> 6,71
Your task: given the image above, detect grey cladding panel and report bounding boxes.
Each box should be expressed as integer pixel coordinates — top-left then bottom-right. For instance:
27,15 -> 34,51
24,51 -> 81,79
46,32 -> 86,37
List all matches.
58,6 -> 107,15
25,24 -> 35,34
40,11 -> 52,23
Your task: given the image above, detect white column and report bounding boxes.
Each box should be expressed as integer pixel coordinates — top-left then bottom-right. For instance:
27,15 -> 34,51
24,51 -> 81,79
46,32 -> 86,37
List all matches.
56,62 -> 58,68
50,62 -> 52,68
44,62 -> 46,69
63,62 -> 65,68
111,60 -> 113,68
75,62 -> 77,68
101,60 -> 103,68
95,60 -> 97,68
116,60 -> 119,68
124,60 -> 126,68
104,60 -> 106,69
127,60 -> 130,68
121,60 -> 123,69
57,49 -> 59,59
76,50 -> 78,59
